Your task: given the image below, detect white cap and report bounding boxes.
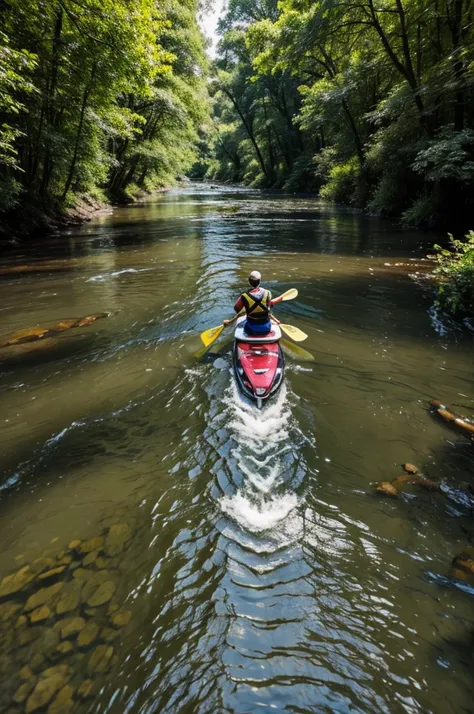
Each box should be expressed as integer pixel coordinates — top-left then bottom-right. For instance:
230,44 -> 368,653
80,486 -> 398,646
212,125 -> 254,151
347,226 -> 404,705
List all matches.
249,270 -> 261,282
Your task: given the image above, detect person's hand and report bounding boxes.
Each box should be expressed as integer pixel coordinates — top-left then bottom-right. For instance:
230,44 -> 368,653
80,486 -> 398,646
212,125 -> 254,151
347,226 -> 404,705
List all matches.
223,319 -> 231,326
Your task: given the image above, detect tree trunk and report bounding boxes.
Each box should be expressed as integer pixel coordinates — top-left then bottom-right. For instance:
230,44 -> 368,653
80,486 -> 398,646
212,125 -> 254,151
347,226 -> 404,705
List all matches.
61,62 -> 97,201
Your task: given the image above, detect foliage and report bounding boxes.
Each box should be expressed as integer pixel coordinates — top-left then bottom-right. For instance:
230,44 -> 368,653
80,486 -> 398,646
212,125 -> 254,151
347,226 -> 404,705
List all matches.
206,0 -> 474,228
432,231 -> 474,318
0,0 -> 209,225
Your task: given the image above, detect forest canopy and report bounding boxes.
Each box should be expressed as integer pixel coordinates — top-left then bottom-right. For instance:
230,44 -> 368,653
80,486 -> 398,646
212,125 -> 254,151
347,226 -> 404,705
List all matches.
202,0 -> 474,227
0,0 -> 209,229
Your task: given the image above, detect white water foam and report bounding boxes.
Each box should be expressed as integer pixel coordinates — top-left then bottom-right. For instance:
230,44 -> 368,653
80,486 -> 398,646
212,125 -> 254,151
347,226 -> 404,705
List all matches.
218,381 -> 301,534
86,268 -> 152,282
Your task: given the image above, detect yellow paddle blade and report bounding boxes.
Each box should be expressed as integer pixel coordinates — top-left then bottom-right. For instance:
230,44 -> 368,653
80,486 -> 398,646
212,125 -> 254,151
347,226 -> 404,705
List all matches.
200,324 -> 224,347
280,339 -> 314,361
279,323 -> 308,342
279,288 -> 298,301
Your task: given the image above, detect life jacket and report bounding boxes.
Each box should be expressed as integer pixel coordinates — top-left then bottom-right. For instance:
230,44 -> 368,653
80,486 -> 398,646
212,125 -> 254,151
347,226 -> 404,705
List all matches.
240,288 -> 271,323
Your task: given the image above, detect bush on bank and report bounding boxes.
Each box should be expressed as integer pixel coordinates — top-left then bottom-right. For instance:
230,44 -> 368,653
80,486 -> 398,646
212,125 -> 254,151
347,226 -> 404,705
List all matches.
432,231 -> 474,319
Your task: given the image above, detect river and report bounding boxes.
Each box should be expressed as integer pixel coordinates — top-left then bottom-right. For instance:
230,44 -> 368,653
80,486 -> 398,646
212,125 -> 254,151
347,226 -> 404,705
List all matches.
0,184 -> 473,714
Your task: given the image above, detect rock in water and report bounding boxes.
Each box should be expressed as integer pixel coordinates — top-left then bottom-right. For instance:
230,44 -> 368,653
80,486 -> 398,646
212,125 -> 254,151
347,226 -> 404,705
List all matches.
106,523 -> 131,556
56,580 -> 83,615
46,684 -> 74,714
76,313 -> 108,328
30,557 -> 56,575
87,581 -> 116,607
403,463 -> 418,474
25,582 -> 64,612
418,478 -> 440,491
83,550 -> 99,566
437,408 -> 456,421
0,326 -> 50,348
25,665 -> 70,713
38,566 -> 66,582
13,680 -> 36,704
0,601 -> 21,622
100,627 -> 119,643
376,482 -> 398,497
57,616 -> 85,639
67,540 -> 81,551
81,571 -> 110,602
79,537 -> 104,555
77,679 -> 94,699
110,609 -> 132,628
29,605 -> 51,623
0,565 -> 35,597
20,665 -> 34,681
55,642 -> 74,656
88,645 -> 114,673
77,621 -> 99,648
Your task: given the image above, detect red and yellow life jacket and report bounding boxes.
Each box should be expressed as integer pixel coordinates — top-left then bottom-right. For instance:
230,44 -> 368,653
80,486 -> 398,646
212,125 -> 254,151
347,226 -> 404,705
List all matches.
240,289 -> 271,323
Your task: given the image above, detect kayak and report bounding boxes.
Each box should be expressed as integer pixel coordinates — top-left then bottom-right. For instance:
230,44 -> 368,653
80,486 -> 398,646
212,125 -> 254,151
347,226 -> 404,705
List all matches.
232,316 -> 285,408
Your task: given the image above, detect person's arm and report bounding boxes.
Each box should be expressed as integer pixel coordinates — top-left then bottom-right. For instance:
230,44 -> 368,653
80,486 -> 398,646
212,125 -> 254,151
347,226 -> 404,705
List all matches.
224,296 -> 244,326
234,296 -> 244,312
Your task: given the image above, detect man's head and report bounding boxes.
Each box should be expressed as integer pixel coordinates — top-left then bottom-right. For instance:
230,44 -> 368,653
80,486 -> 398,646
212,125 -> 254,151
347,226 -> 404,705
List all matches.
249,270 -> 261,287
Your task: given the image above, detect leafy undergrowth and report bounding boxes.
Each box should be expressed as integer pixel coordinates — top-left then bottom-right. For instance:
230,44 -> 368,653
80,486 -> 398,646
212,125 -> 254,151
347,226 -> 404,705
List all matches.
431,231 -> 474,320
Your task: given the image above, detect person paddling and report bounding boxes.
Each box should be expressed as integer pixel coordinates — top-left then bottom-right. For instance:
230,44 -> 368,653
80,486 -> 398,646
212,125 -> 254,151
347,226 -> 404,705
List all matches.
224,270 -> 285,336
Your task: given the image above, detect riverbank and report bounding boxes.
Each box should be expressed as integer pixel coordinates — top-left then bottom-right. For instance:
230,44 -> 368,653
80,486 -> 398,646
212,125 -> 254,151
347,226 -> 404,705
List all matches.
0,188 -> 173,248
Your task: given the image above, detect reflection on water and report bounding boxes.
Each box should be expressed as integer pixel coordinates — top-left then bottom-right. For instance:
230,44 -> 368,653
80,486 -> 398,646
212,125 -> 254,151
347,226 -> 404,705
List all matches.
0,184 -> 473,714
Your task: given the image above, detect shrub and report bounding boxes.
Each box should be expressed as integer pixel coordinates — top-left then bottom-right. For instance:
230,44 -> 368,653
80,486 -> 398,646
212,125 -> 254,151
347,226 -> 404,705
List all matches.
432,231 -> 474,318
319,157 -> 359,204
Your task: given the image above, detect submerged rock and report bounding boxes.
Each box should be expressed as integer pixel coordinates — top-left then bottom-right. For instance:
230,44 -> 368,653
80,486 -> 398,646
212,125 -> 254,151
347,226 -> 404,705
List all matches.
13,680 -> 36,704
76,313 -> 108,328
451,549 -> 474,580
18,626 -> 44,647
79,537 -> 104,555
88,644 -> 113,673
100,627 -> 119,643
20,665 -> 35,681
55,642 -> 74,656
77,621 -> 99,648
29,605 -> 51,624
56,580 -> 83,616
376,481 -> 398,497
418,477 -> 440,491
56,616 -> 85,639
110,609 -> 131,628
67,540 -> 81,551
16,614 -> 27,628
106,523 -> 131,556
25,582 -> 64,612
0,601 -> 21,622
39,566 -> 66,582
81,571 -> 110,602
95,556 -> 109,569
30,557 -> 56,576
0,565 -> 35,597
46,684 -> 74,714
25,665 -> 70,714
0,327 -> 51,349
403,463 -> 418,474
87,580 -> 116,608
83,550 -> 99,566
77,679 -> 94,699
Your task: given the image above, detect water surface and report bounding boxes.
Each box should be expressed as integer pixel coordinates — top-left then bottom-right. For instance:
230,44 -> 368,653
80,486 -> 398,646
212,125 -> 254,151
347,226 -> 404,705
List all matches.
0,185 -> 473,714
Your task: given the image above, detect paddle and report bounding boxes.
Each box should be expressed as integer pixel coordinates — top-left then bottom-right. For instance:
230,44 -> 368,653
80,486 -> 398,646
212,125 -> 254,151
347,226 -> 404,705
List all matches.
280,338 -> 314,361
271,316 -> 308,342
199,288 -> 299,347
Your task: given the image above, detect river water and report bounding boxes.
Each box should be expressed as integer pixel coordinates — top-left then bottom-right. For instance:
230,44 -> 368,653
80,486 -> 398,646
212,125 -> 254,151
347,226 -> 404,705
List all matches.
0,184 -> 473,714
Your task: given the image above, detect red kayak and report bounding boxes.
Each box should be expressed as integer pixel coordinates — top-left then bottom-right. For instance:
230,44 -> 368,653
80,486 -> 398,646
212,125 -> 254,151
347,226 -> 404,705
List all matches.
232,316 -> 285,408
